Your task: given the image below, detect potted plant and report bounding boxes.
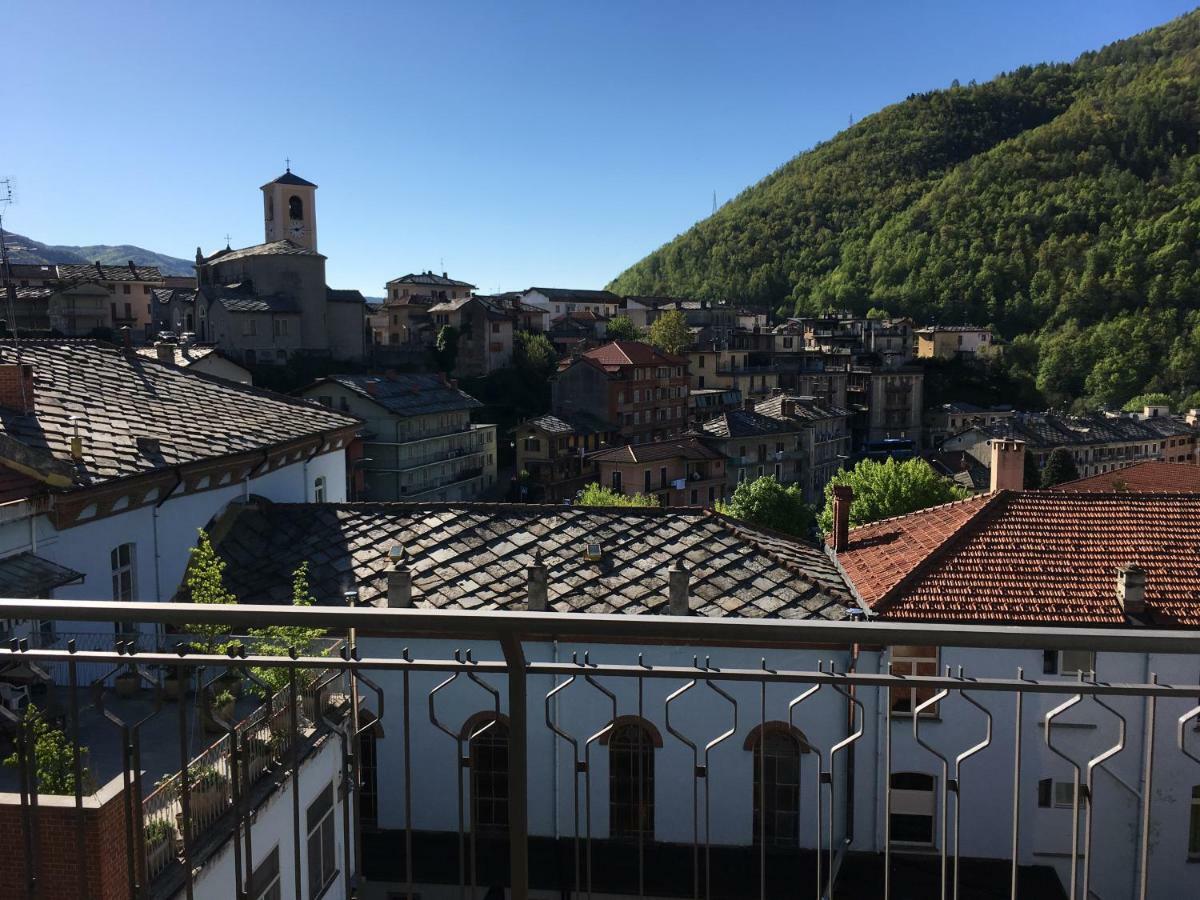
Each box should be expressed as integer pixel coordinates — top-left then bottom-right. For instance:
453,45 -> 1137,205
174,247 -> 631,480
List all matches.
216,666 -> 244,699
240,735 -> 272,784
202,689 -> 236,734
173,765 -> 230,835
114,669 -> 139,698
143,818 -> 176,876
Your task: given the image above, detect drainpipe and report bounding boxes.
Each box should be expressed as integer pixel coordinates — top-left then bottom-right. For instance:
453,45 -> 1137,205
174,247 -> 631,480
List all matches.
151,469 -> 184,645
246,448 -> 271,499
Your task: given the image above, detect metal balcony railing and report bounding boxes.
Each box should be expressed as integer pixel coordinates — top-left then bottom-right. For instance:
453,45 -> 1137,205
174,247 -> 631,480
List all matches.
0,599 -> 1198,900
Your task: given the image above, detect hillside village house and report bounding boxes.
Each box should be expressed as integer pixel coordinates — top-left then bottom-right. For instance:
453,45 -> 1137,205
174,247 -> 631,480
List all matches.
299,373 -> 497,501
518,287 -> 622,331
0,340 -> 357,645
193,169 -> 366,364
915,324 -> 993,359
7,261 -> 165,339
427,294 -> 514,376
379,271 -> 476,347
848,365 -> 925,452
552,341 -> 690,446
590,436 -> 727,506
512,412 -> 615,503
687,343 -> 780,397
924,400 -> 1014,446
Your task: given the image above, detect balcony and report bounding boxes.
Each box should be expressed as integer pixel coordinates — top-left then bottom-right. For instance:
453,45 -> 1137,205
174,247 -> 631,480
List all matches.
0,598 -> 1197,900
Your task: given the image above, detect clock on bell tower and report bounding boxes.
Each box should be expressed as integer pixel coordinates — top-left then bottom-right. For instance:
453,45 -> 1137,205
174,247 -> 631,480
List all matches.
261,165 -> 318,251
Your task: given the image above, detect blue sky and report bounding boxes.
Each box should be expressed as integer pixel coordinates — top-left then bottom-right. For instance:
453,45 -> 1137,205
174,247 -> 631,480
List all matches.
5,1 -> 1196,296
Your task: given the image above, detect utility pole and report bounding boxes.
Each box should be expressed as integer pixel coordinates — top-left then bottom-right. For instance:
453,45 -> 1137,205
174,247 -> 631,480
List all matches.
0,179 -> 21,352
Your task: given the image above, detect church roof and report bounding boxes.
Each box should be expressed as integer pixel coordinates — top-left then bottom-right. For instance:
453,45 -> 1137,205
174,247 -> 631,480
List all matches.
261,170 -> 317,188
204,240 -> 323,264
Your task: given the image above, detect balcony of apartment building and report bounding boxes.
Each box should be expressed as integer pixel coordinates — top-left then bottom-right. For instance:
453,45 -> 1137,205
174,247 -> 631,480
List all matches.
400,464 -> 486,499
366,425 -> 492,472
2,598 -> 1197,900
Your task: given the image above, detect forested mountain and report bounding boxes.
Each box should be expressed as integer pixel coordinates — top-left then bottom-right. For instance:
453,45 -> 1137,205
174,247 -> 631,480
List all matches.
4,232 -> 193,276
609,11 -> 1200,410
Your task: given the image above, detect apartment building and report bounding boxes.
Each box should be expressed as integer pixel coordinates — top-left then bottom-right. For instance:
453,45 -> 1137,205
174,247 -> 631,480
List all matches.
699,399 -> 807,491
6,261 -> 165,339
427,294 -> 514,376
924,400 -> 1014,446
590,436 -> 727,506
512,412 -> 616,502
754,393 -> 852,503
686,343 -> 779,397
519,287 -> 622,331
551,341 -> 690,445
301,373 -> 497,501
915,324 -> 994,359
379,271 -> 476,347
848,365 -> 925,451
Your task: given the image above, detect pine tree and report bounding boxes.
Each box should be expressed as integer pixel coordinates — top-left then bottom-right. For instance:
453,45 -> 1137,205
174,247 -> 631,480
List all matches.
1039,447 -> 1080,488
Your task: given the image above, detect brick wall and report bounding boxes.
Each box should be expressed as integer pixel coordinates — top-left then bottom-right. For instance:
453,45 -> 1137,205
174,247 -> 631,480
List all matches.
0,363 -> 35,414
0,777 -> 132,899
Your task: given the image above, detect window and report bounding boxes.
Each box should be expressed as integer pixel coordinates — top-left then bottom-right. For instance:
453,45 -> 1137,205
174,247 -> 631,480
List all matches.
492,322 -> 500,334
316,396 -> 332,408
612,471 -> 622,492
660,467 -> 667,489
289,195 -> 304,220
249,847 -> 281,900
111,543 -> 136,603
124,302 -> 133,319
644,469 -> 652,493
143,285 -> 151,295
470,718 -> 509,831
890,772 -> 935,845
1037,779 -> 1076,809
750,727 -> 802,847
690,489 -> 698,505
1190,786 -> 1200,858
313,476 -> 326,503
122,284 -> 131,295
889,646 -> 938,715
609,720 -> 655,839
1043,649 -> 1095,676
274,318 -> 289,337
359,723 -> 379,830
523,437 -> 541,452
243,319 -> 258,337
306,783 -> 336,898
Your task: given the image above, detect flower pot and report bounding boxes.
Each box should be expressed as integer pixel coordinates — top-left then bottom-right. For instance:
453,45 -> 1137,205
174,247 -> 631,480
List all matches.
145,836 -> 173,878
114,673 -> 138,698
217,672 -> 243,699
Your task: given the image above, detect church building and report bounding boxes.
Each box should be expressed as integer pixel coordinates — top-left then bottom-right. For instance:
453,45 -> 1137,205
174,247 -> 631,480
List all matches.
192,169 -> 365,365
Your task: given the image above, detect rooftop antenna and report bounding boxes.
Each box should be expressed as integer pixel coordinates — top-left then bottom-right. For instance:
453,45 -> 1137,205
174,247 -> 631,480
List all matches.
849,114 -> 854,126
712,190 -> 717,216
0,178 -> 22,357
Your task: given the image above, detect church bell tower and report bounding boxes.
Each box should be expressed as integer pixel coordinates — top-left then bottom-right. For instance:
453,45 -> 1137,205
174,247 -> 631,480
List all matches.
261,166 -> 318,251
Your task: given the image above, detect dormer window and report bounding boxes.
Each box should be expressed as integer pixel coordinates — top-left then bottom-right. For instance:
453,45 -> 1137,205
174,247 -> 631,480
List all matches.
289,195 -> 304,220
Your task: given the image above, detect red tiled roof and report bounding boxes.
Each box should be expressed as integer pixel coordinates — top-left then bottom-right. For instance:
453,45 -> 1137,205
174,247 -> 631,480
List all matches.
582,341 -> 685,368
834,491 -> 1200,626
1052,461 -> 1200,493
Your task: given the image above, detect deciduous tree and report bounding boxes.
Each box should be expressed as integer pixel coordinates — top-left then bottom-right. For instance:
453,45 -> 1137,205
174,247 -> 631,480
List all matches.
817,458 -> 971,532
715,476 -> 814,537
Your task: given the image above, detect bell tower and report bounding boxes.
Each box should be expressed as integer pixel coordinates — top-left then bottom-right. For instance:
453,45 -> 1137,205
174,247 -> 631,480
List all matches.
261,165 -> 318,251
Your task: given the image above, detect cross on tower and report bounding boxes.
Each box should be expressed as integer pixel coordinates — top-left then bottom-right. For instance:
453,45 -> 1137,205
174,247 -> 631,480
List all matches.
285,157 -> 291,172
224,233 -> 231,247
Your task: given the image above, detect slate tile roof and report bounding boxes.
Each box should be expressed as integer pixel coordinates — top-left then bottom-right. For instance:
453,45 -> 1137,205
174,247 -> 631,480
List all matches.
0,341 -> 358,488
387,272 -> 476,289
527,288 -> 620,303
204,240 -> 322,264
701,409 -> 799,439
216,295 -> 300,314
965,412 -> 1196,449
311,373 -> 482,417
833,490 -> 1200,625
1052,461 -> 1200,493
589,437 -> 723,464
263,170 -> 317,188
523,413 -> 611,436
753,394 -> 852,422
211,501 -> 855,620
152,287 -> 197,306
133,343 -> 220,367
326,288 -> 365,304
56,263 -> 162,283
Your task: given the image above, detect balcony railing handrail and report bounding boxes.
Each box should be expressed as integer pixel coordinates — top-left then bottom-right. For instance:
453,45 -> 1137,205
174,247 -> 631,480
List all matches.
2,597 -> 1200,655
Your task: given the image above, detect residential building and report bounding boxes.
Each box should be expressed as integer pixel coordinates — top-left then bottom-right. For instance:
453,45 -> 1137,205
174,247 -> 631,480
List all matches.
385,271 -> 475,304
753,393 -> 852,503
790,314 -> 915,368
8,282 -> 111,336
379,271 -> 476,348
519,287 -> 621,331
699,399 -> 807,490
151,286 -> 199,337
943,411 -> 1198,480
688,386 -> 741,423
6,261 -> 165,339
847,366 -> 924,452
924,400 -> 1014,446
915,324 -> 994,359
512,412 -> 615,502
427,294 -> 514,376
922,447 -> 992,492
590,436 -> 727,506
194,169 -> 366,364
0,339 -> 358,645
686,343 -> 779,396
300,373 -> 497,501
134,340 -> 253,384
551,341 -> 690,445
1050,459 -> 1200,492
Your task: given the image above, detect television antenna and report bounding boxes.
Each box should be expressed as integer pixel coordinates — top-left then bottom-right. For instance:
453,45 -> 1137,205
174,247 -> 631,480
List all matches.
0,179 -> 22,355
712,190 -> 717,216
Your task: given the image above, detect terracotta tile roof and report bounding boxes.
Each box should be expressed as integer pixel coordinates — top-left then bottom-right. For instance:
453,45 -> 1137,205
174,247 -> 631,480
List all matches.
1053,461 -> 1200,493
582,340 -> 685,368
211,501 -> 855,619
834,490 -> 1200,626
0,340 -> 358,489
589,437 -> 723,464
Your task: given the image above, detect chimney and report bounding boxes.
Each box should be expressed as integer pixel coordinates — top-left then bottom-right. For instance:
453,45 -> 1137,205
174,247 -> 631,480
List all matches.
831,484 -> 853,553
781,398 -> 796,418
120,326 -> 133,350
69,416 -> 83,461
526,551 -> 548,611
442,271 -> 448,279
667,559 -> 690,615
0,363 -> 35,414
1117,565 -> 1147,617
155,342 -> 176,364
989,438 -> 1026,492
387,546 -> 412,608
128,260 -> 137,275
743,398 -> 756,413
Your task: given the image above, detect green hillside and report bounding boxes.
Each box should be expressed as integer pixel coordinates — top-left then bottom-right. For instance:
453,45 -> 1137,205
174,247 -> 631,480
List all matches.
6,232 -> 194,276
609,10 -> 1200,410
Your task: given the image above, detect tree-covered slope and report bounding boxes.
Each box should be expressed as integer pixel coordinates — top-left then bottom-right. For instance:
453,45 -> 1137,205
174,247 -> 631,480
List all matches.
6,232 -> 194,276
609,11 -> 1200,409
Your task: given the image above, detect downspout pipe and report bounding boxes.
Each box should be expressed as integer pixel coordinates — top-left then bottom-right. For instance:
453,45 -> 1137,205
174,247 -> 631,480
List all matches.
151,469 -> 184,645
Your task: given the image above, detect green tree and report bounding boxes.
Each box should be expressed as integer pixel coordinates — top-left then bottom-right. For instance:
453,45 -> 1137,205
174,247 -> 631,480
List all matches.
865,307 -> 890,320
575,483 -> 659,508
605,315 -> 642,342
1023,450 -> 1041,489
715,476 -> 814,537
1121,392 -> 1172,412
3,705 -> 92,794
646,310 -> 691,355
184,531 -> 237,654
1039,447 -> 1080,487
247,562 -> 328,698
817,458 -> 971,532
435,325 -> 459,373
513,330 -> 557,376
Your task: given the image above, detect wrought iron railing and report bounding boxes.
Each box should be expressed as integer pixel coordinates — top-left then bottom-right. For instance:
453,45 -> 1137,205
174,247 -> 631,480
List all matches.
0,599 -> 1198,900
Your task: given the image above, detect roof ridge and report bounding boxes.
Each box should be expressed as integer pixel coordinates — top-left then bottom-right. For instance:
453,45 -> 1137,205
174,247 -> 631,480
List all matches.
870,489 -> 1012,614
846,490 -> 991,534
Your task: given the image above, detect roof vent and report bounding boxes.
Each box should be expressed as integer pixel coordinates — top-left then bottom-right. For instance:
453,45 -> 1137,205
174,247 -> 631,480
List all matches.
1117,565 -> 1146,618
584,542 -> 603,561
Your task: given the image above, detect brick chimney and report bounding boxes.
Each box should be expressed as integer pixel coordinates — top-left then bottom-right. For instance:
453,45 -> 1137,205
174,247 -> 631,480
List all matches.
781,398 -> 796,418
155,342 -> 176,364
667,559 -> 690,615
743,398 -> 756,413
386,546 -> 412,608
0,363 -> 35,414
989,439 -> 1026,492
120,326 -> 132,351
1117,565 -> 1146,617
526,551 -> 548,612
831,484 -> 853,553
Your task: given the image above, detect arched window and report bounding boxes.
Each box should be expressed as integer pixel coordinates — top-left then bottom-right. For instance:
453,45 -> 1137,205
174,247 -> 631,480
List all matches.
747,724 -> 805,846
288,195 -> 304,220
469,717 -> 508,832
605,717 -> 659,839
